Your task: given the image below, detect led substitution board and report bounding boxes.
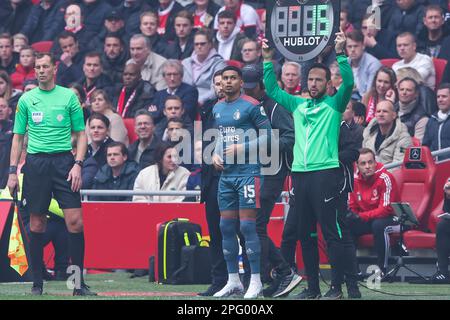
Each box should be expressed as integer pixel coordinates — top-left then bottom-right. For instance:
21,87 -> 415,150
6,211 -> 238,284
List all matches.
266,0 -> 340,62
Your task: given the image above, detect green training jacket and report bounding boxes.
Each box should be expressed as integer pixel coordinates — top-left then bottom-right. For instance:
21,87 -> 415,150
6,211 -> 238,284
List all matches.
263,54 -> 354,172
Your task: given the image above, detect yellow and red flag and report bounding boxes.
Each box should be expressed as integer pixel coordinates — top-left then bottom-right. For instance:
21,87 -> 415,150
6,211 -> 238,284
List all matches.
8,204 -> 28,276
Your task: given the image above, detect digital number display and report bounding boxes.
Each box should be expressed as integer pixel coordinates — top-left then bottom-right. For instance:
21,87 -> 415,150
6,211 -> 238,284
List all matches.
267,0 -> 340,62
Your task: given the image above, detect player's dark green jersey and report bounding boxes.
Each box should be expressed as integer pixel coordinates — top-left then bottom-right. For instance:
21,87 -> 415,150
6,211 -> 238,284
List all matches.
263,54 -> 354,172
14,86 -> 85,154
213,94 -> 272,177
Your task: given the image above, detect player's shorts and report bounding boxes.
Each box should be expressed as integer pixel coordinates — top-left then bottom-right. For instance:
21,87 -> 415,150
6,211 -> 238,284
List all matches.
218,175 -> 262,212
22,152 -> 81,214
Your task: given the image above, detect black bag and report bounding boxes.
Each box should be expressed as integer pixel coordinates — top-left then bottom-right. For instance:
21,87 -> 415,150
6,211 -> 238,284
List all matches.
157,218 -> 202,284
171,241 -> 212,284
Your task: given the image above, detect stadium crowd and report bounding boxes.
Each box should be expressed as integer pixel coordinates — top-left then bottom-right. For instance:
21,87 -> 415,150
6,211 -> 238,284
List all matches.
0,0 -> 450,297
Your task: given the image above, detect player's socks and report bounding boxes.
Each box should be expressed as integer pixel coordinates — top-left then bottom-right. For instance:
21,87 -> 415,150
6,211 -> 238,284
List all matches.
240,218 -> 261,274
30,231 -> 44,287
213,273 -> 244,297
219,217 -> 239,273
244,273 -> 263,299
68,232 -> 85,285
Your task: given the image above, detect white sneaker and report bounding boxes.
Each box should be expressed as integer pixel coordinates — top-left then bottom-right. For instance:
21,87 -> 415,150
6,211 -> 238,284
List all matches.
213,282 -> 244,297
244,281 -> 263,299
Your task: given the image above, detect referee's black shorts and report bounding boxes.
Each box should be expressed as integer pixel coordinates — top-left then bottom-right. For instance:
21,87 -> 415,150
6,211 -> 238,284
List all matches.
22,152 -> 81,215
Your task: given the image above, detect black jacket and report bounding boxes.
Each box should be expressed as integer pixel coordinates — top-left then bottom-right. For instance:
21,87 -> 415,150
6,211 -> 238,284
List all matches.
0,0 -> 33,35
82,136 -> 115,189
388,2 -> 425,37
91,160 -> 139,201
0,53 -> 19,75
51,27 -> 98,57
147,34 -> 168,58
92,26 -> 128,53
423,112 -> 450,161
163,33 -> 194,60
185,1 -> 220,29
79,0 -> 112,34
159,1 -> 184,42
0,120 -> 13,189
101,48 -> 129,84
112,80 -> 156,119
154,114 -> 194,141
78,73 -> 114,99
128,135 -> 161,169
366,29 -> 399,60
20,1 -> 65,43
115,0 -> 151,39
56,50 -> 86,87
261,95 -> 294,174
339,120 -> 363,194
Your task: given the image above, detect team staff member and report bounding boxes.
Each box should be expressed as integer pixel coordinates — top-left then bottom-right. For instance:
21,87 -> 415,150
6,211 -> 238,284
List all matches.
7,52 -> 94,296
262,30 -> 356,299
212,66 -> 272,299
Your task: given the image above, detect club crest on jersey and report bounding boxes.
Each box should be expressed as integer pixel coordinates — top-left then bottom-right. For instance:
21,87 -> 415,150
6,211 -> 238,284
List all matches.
57,114 -> 64,122
260,106 -> 266,116
233,110 -> 240,120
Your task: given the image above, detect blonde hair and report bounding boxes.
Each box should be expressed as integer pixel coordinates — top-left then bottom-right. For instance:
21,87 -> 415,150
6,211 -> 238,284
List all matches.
395,67 -> 424,85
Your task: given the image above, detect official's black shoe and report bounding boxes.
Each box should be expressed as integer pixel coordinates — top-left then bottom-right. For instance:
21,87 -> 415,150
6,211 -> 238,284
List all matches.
73,283 -> 97,296
293,288 -> 322,300
272,271 -> 303,298
54,270 -> 70,281
31,284 -> 43,296
346,283 -> 362,299
263,278 -> 280,297
429,271 -> 450,284
198,283 -> 226,297
322,286 -> 343,300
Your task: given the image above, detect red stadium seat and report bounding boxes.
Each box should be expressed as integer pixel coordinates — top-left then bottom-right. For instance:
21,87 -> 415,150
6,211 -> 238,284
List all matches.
412,137 -> 421,147
433,58 -> 447,89
32,0 -> 39,3
31,41 -> 53,53
123,118 -> 138,144
380,59 -> 400,68
226,60 -> 244,69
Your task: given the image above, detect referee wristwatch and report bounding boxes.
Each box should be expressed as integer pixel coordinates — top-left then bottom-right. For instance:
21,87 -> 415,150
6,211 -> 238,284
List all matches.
9,166 -> 17,174
74,160 -> 83,167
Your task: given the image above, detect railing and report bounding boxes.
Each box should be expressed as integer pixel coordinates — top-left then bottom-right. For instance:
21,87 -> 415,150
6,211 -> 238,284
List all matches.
384,147 -> 450,170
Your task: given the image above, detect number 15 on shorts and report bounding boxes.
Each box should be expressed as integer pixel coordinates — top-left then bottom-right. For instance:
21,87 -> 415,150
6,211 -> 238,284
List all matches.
244,185 -> 255,199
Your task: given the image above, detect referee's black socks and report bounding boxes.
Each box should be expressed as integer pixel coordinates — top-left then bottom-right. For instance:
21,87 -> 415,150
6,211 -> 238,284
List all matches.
68,232 -> 85,284
30,231 -> 45,287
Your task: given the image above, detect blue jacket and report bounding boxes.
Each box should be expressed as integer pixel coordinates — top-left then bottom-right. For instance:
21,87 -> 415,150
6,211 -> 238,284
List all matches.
423,113 -> 450,161
151,82 -> 199,123
21,1 -> 65,43
79,0 -> 112,34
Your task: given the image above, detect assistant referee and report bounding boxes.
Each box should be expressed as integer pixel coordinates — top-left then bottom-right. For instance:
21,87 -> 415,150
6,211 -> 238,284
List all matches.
7,52 -> 94,296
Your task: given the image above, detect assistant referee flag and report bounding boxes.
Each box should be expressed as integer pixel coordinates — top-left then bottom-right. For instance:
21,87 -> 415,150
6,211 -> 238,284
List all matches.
8,203 -> 28,276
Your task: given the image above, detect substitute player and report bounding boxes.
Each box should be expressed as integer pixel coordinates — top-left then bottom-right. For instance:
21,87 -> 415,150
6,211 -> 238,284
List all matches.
7,52 -> 94,296
212,65 -> 272,299
262,30 -> 359,299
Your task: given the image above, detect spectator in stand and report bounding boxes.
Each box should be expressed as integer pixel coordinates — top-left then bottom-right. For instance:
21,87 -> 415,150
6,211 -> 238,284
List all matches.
20,0 -> 65,44
182,28 -> 227,104
69,82 -> 90,123
395,77 -> 429,142
128,33 -> 167,91
23,78 -> 38,93
396,66 -> 438,117
214,10 -> 246,61
340,8 -> 354,33
423,83 -> 450,160
388,0 -> 425,37
214,0 -> 261,39
329,61 -> 343,93
155,95 -> 194,140
0,0 -> 33,36
363,100 -> 412,164
112,62 -> 155,118
418,4 -> 450,61
343,100 -> 365,138
186,0 -> 220,30
393,32 -> 436,90
346,0 -> 394,30
0,71 -> 21,114
0,33 -> 18,75
444,59 -> 450,84
139,11 -> 167,57
56,32 -> 86,87
115,0 -> 151,38
151,59 -> 198,123
128,109 -> 160,169
362,66 -> 398,125
102,33 -> 129,84
347,148 -> 400,275
52,3 -> 97,57
164,10 -> 195,60
12,33 -> 28,54
78,52 -> 114,107
361,13 -> 399,60
281,61 -> 301,95
0,97 -> 12,189
241,38 -> 261,66
82,112 -> 114,189
80,0 -> 112,35
346,29 -> 382,99
132,142 -> 190,202
91,141 -> 139,201
157,0 -> 184,42
11,46 -> 35,90
353,100 -> 367,127
89,89 -> 129,145
92,9 -> 127,53
163,117 -> 187,143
